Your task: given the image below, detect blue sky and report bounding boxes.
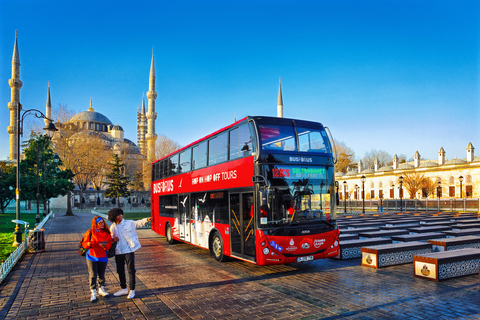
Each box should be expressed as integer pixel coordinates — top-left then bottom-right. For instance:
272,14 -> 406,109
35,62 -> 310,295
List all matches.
1,0 -> 479,163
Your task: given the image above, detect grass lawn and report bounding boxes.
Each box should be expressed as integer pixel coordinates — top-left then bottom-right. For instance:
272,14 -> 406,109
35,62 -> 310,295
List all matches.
0,212 -> 38,262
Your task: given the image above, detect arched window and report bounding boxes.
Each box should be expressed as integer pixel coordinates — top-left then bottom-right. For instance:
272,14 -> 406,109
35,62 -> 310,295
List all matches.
448,176 -> 454,185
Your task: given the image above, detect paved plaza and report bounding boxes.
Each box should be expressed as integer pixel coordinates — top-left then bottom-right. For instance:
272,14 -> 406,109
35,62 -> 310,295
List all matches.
1,211 -> 479,320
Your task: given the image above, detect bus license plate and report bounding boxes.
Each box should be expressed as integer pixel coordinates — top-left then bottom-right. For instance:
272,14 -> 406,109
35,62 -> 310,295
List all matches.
297,255 -> 313,263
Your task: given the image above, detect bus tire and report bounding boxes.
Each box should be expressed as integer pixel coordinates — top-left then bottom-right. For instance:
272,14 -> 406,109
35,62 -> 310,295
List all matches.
165,223 -> 175,244
211,232 -> 229,262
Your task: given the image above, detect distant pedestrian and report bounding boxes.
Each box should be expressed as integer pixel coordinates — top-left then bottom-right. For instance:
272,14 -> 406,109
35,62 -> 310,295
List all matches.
82,216 -> 113,302
108,207 -> 151,299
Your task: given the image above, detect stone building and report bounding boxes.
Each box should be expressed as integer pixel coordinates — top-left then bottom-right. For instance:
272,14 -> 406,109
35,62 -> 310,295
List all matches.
336,143 -> 480,200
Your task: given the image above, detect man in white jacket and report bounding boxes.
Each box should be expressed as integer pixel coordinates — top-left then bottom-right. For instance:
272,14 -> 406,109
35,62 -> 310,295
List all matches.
108,207 -> 151,299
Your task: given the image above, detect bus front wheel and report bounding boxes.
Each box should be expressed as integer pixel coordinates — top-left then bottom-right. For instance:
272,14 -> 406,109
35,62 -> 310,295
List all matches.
211,232 -> 228,262
165,223 -> 175,244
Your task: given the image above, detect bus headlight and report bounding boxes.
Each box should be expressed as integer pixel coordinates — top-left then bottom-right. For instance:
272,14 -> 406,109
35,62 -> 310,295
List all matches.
263,247 -> 270,255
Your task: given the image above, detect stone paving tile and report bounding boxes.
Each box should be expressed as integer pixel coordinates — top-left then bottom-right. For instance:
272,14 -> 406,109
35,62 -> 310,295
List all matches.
1,211 -> 480,319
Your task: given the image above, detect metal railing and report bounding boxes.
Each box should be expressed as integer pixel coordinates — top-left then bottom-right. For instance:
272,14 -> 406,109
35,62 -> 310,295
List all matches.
338,198 -> 480,215
0,212 -> 52,284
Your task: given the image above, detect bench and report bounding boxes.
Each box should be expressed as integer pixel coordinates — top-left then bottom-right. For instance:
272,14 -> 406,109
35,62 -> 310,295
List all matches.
339,227 -> 380,235
384,219 -> 420,226
419,218 -> 452,224
332,238 -> 392,260
442,228 -> 480,238
413,248 -> 480,281
391,232 -> 446,243
428,236 -> 480,252
358,230 -> 410,239
451,216 -> 480,222
422,221 -> 456,227
339,233 -> 359,241
361,241 -> 432,268
407,226 -> 453,234
347,222 -> 388,229
380,224 -> 420,231
453,223 -> 480,230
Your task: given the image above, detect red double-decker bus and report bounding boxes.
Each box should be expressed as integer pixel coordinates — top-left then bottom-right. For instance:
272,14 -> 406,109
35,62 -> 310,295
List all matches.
150,116 -> 339,265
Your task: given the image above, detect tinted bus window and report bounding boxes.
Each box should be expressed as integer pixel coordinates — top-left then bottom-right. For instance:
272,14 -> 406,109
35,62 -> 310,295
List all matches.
230,124 -> 252,160
297,127 -> 329,153
179,149 -> 191,173
159,195 -> 177,217
192,141 -> 207,170
208,137 -> 217,166
259,124 -> 296,151
170,155 -> 178,176
208,132 -> 228,166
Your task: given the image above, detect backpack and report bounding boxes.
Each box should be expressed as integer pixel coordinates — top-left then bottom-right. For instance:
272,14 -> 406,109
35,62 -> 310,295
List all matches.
78,230 -> 92,256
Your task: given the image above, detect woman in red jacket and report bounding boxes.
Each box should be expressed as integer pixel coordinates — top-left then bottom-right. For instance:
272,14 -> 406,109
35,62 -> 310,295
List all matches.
82,216 -> 113,302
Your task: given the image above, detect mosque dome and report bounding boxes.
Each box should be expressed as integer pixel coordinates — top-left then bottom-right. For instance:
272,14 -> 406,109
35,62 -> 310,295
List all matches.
68,99 -> 113,125
398,163 -> 414,170
361,169 -> 375,174
445,158 -> 467,165
378,165 -> 393,172
69,109 -> 113,125
419,161 -> 438,168
111,124 -> 124,131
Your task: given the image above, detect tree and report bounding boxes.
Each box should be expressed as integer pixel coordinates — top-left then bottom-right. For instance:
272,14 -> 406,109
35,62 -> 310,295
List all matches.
0,162 -> 15,214
420,176 -> 437,198
70,134 -> 111,208
333,139 -> 355,173
399,172 -> 425,199
105,154 -> 130,206
130,170 -> 144,191
362,149 -> 392,169
20,134 -> 74,210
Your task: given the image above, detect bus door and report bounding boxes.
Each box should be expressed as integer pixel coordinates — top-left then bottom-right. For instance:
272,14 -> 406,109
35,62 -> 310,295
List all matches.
230,192 -> 256,259
179,194 -> 190,242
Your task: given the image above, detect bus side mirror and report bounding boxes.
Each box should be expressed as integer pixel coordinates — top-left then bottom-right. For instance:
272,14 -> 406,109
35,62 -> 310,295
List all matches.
260,190 -> 267,208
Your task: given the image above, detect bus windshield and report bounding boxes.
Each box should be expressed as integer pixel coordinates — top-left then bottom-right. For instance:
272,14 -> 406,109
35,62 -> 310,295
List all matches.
258,122 -> 331,153
259,165 -> 336,228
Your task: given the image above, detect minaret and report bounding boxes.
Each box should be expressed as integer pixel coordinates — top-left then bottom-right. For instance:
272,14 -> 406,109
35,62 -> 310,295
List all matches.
438,147 -> 446,165
277,77 -> 283,118
138,93 -> 147,156
414,151 -> 421,167
44,82 -> 52,133
7,31 -> 23,160
393,154 -> 399,170
467,142 -> 475,162
146,47 -> 157,164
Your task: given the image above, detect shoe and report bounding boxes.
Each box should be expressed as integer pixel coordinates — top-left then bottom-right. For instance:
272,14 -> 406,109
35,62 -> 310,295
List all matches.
127,290 -> 135,299
113,288 -> 128,296
90,289 -> 97,302
98,286 -> 109,297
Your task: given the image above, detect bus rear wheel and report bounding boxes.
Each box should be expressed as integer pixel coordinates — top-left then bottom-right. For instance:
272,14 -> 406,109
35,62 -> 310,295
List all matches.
165,223 -> 175,244
211,232 -> 228,262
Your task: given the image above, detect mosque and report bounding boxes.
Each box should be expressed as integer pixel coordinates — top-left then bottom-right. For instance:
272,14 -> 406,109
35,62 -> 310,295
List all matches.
6,32 -> 157,182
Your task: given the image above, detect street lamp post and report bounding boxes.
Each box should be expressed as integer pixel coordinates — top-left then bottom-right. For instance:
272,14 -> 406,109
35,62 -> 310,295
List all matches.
437,181 -> 441,212
361,175 -> 366,213
458,175 -> 463,199
35,144 -> 40,226
13,108 -> 56,247
399,176 -> 404,212
343,181 -> 347,213
458,175 -> 464,212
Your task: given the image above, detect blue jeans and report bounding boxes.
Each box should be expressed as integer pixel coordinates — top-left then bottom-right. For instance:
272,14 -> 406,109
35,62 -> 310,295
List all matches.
86,259 -> 107,290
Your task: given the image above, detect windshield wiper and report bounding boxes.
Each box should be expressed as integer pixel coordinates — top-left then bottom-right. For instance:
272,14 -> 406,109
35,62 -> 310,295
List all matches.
320,220 -> 334,228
